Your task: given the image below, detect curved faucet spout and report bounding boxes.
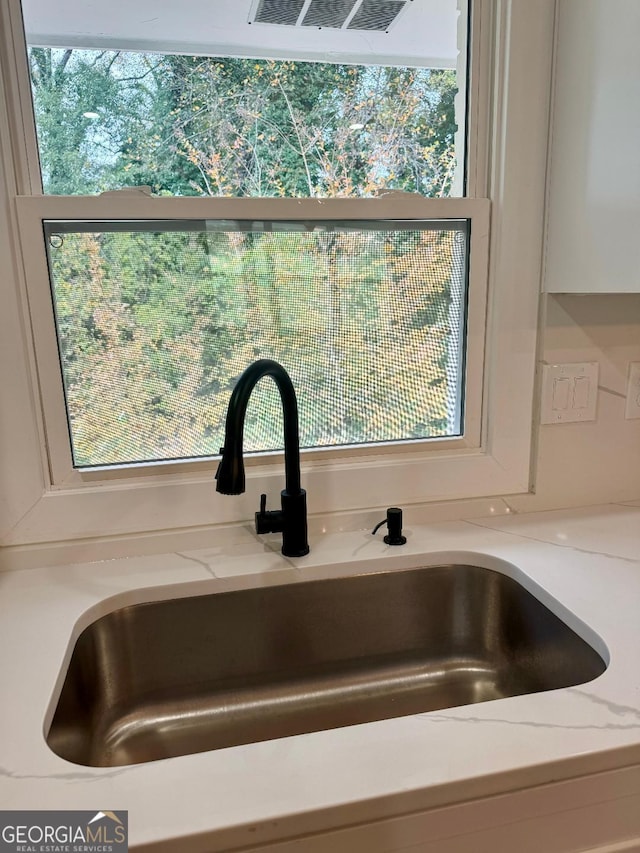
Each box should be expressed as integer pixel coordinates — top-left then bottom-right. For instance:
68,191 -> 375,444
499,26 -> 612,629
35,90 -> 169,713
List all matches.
215,359 -> 309,557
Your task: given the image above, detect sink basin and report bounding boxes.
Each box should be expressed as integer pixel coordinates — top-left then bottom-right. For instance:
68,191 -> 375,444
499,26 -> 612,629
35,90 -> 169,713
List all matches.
46,564 -> 606,767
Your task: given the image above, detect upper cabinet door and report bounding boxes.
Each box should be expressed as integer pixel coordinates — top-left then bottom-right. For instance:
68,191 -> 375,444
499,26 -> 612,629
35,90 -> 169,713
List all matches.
544,0 -> 640,293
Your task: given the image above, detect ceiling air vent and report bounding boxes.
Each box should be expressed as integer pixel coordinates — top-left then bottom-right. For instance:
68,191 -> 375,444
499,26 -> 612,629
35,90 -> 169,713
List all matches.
252,0 -> 306,26
249,0 -> 409,32
302,0 -> 358,29
348,0 -> 407,31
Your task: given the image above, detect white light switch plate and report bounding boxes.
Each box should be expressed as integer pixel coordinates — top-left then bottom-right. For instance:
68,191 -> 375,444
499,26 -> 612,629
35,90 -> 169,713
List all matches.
540,362 -> 598,424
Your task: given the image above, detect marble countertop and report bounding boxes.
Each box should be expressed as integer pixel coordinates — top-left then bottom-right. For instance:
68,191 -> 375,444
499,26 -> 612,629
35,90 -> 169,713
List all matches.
2,503 -> 640,851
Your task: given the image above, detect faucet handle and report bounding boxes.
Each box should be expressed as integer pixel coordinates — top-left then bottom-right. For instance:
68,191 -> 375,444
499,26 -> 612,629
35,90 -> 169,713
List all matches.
255,493 -> 284,535
214,447 -> 226,481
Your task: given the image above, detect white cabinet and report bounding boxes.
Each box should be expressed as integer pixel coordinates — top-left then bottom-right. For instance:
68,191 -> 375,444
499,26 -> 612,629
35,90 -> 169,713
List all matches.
544,0 -> 640,292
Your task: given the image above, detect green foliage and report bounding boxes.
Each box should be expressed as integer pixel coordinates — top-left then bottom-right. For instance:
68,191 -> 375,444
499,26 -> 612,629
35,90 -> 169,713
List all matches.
30,49 -> 459,198
48,227 -> 462,466
167,58 -> 459,197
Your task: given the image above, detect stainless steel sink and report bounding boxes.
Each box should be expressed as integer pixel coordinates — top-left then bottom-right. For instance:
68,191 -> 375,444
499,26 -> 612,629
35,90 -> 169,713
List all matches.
46,564 -> 606,767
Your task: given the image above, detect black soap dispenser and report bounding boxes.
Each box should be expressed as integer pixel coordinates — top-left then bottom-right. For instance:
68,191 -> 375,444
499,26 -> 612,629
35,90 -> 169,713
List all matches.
372,507 -> 407,545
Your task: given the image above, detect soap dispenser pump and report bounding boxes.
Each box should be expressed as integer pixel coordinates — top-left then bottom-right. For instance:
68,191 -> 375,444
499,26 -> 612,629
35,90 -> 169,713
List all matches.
372,507 -> 407,546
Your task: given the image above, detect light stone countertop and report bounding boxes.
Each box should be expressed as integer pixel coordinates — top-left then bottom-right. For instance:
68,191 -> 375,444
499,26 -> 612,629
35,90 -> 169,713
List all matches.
1,503 -> 640,851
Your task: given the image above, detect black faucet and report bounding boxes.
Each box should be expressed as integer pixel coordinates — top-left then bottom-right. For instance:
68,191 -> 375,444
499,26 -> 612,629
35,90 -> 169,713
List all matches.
215,359 -> 309,557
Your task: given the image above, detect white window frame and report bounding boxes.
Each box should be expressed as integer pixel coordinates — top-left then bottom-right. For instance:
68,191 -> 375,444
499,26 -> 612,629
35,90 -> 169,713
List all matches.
0,0 -> 556,550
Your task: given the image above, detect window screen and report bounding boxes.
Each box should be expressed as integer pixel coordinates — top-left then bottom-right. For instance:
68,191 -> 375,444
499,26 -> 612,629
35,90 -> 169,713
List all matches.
44,218 -> 469,467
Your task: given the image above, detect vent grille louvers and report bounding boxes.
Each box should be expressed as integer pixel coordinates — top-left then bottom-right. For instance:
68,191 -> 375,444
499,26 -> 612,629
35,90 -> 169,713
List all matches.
253,0 -> 306,26
251,0 -> 408,32
302,0 -> 358,28
348,0 -> 407,31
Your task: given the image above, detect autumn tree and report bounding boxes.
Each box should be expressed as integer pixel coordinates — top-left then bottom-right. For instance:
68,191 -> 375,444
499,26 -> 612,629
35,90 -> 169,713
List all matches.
166,58 -> 458,198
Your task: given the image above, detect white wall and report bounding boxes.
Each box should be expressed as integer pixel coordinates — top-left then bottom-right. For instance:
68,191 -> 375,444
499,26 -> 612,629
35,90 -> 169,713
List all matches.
510,294 -> 640,513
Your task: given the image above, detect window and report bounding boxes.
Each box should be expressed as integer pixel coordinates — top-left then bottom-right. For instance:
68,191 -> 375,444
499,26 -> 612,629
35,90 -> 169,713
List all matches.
18,0 -> 480,472
28,53 -> 465,199
42,216 -> 470,468
23,2 -> 467,199
18,193 -> 487,484
0,0 -> 553,550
